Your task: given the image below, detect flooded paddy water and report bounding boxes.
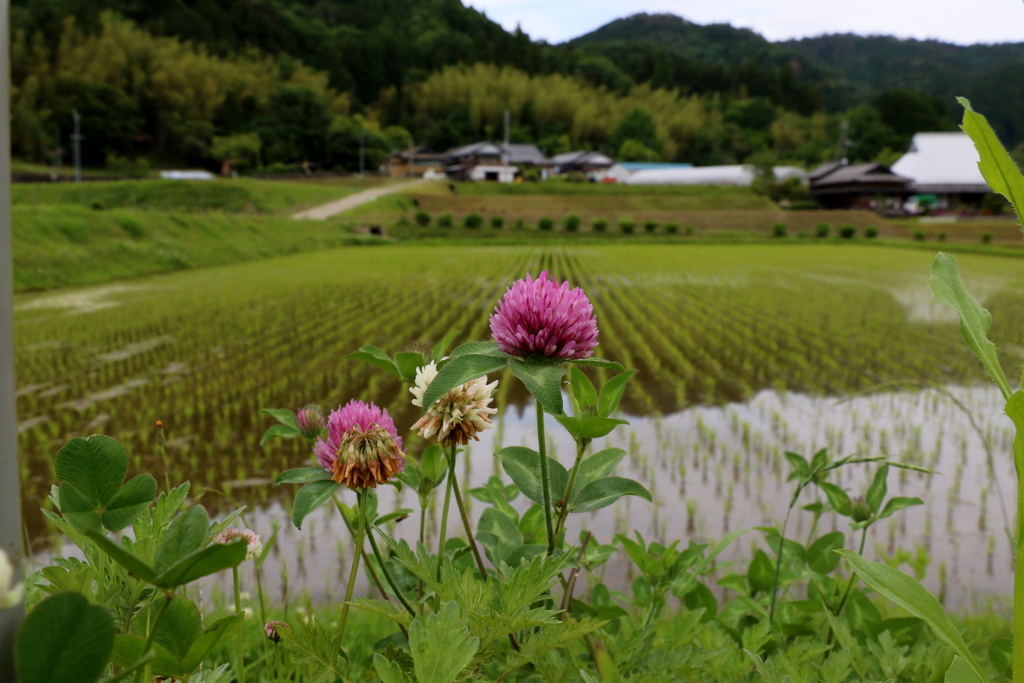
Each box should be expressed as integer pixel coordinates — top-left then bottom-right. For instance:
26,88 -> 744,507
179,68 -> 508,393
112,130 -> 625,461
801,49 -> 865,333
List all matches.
16,244 -> 1024,611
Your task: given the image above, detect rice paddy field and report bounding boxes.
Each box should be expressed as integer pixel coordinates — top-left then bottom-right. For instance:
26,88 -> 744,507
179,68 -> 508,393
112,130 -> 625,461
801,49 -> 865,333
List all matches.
15,242 -> 1024,610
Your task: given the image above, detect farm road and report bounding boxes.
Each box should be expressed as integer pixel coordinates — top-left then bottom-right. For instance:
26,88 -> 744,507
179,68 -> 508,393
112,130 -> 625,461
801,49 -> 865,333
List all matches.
291,179 -> 429,219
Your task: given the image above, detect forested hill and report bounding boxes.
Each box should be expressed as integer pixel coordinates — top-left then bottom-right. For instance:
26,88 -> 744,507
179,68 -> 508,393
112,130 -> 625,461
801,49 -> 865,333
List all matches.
573,12 -> 1024,144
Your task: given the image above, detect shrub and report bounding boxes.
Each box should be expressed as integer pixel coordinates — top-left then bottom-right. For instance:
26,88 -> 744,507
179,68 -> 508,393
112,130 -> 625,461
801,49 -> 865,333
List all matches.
912,230 -> 926,241
815,222 -> 830,238
684,225 -> 695,236
414,211 -> 430,226
938,231 -> 947,242
772,222 -> 787,238
983,232 -> 993,243
644,221 -> 658,234
514,218 -> 525,230
865,226 -> 879,238
464,213 -> 483,228
563,214 -> 580,232
839,225 -> 856,239
665,222 -> 679,234
538,217 -> 554,231
619,220 -> 636,234
592,219 -> 608,232
438,213 -> 453,228
490,216 -> 503,229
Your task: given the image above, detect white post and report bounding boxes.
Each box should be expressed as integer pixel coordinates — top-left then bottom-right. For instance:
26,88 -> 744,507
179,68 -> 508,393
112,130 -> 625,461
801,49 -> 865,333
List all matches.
0,0 -> 24,677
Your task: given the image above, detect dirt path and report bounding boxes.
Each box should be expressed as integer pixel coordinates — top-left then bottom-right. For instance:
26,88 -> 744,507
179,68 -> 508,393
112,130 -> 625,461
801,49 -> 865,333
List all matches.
291,180 -> 429,220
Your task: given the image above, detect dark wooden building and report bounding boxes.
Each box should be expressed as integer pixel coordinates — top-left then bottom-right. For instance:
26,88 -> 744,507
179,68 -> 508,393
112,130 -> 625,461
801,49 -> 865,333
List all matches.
809,161 -> 911,210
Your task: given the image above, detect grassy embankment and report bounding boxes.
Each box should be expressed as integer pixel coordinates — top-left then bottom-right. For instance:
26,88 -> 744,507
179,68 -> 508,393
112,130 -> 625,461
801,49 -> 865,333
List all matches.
11,177 -> 392,291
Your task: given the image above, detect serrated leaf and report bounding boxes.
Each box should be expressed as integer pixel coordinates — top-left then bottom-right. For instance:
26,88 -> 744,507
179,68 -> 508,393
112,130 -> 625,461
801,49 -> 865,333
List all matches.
259,408 -> 300,431
877,496 -> 923,520
102,474 -> 157,531
569,365 -> 598,411
866,465 -> 888,514
836,549 -> 987,683
597,369 -> 636,417
959,98 -> 1024,225
498,447 -> 568,506
292,480 -> 342,529
394,352 -> 426,381
572,357 -> 626,372
55,435 -> 128,509
929,252 -> 1010,399
154,540 -> 247,588
988,639 -> 1012,677
508,358 -> 565,415
571,448 -> 627,497
374,654 -> 414,683
15,592 -> 115,683
570,477 -> 652,513
275,467 -> 333,484
408,602 -> 478,683
423,354 -> 508,406
945,655 -> 986,683
448,340 -> 504,358
155,505 -> 209,573
84,530 -> 158,582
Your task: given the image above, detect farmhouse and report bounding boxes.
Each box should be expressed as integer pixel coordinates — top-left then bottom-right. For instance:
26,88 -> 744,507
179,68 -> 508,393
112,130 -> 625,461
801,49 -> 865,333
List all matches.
386,146 -> 445,178
440,141 -> 550,182
890,132 -> 990,210
807,161 -> 910,210
549,150 -> 615,177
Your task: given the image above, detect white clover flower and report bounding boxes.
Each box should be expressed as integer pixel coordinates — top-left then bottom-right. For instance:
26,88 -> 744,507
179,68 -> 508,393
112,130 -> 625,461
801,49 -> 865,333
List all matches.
213,528 -> 263,561
411,361 -> 498,447
0,548 -> 24,610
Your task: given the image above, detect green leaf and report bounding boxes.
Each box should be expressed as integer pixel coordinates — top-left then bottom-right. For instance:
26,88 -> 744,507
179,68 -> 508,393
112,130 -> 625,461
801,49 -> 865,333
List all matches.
578,417 -> 629,440
569,365 -> 598,411
570,477 -> 652,513
508,358 -> 566,415
180,614 -> 242,674
877,496 -> 924,520
292,480 -> 342,529
572,357 -> 626,372
155,505 -> 209,573
988,639 -> 1012,677
747,550 -> 774,593
959,97 -> 1024,229
408,602 -> 479,683
259,408 -> 300,430
784,452 -> 810,481
374,654 -> 415,683
944,656 -> 987,683
346,345 -> 401,378
423,354 -> 508,406
275,467 -> 333,484
476,508 -> 524,566
374,509 -> 414,526
55,435 -> 127,508
102,474 -> 157,531
448,340 -> 504,358
432,329 -> 461,362
597,369 -> 636,417
136,595 -> 202,661
260,424 -> 300,445
154,540 -> 247,588
420,445 -> 447,482
572,448 -> 627,496
58,481 -> 102,532
929,252 -> 1011,399
15,591 -> 115,683
394,351 -> 426,381
866,465 -> 888,514
84,530 -> 158,583
819,482 -> 852,516
807,532 -> 845,574
836,550 -> 987,682
498,447 -> 568,506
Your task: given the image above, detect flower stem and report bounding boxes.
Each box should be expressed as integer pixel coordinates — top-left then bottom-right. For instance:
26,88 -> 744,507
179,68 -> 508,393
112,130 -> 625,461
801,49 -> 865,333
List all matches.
536,401 -> 556,557
451,468 -> 489,579
141,590 -> 173,683
834,526 -> 869,617
1013,430 -> 1024,683
233,566 -> 246,683
437,443 -> 456,581
366,523 -> 416,616
555,438 -> 587,537
338,491 -> 367,644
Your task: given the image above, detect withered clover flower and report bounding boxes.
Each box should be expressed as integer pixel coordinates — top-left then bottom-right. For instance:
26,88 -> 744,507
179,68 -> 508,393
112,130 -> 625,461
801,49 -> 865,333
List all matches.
296,404 -> 326,440
410,361 -> 498,446
489,270 -> 598,360
315,400 -> 405,489
213,527 -> 264,561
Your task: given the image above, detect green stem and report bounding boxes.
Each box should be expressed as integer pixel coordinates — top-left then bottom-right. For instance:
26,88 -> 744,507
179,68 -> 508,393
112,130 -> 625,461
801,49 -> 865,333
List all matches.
105,652 -> 156,683
768,482 -> 804,626
233,566 -> 247,683
555,439 -> 587,537
437,443 -> 456,581
834,526 -> 869,617
1013,427 -> 1024,683
338,491 -> 368,644
418,493 -> 427,599
537,401 -> 556,556
451,468 -> 489,579
141,591 -> 173,656
366,524 -> 416,616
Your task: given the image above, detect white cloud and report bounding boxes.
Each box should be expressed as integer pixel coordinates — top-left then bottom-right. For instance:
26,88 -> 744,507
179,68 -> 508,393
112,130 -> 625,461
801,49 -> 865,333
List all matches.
466,0 -> 1024,45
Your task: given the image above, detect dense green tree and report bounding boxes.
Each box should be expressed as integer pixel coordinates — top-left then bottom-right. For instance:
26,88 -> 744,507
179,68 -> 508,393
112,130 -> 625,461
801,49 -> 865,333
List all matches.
258,86 -> 331,163
871,89 -> 953,138
611,107 -> 661,155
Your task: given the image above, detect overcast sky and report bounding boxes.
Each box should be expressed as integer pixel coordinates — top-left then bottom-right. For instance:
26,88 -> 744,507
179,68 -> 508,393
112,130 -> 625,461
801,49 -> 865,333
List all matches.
466,0 -> 1024,45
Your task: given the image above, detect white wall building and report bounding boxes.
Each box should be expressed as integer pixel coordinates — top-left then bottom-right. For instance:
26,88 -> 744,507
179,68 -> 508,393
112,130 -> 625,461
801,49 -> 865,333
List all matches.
624,164 -> 804,186
891,132 -> 989,209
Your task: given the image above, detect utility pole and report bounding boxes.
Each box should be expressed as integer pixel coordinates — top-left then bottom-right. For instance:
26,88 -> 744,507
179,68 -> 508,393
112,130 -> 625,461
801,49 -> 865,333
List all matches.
0,0 -> 25,678
503,109 -> 510,147
359,130 -> 365,177
72,108 -> 82,182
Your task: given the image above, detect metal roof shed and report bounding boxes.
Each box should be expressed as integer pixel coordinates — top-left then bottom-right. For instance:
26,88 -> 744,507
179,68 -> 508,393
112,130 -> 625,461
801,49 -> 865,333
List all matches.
891,132 -> 989,194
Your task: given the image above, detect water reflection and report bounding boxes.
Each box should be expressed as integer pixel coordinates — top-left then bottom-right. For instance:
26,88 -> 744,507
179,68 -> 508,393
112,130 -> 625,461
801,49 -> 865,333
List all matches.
44,384 -> 1004,611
